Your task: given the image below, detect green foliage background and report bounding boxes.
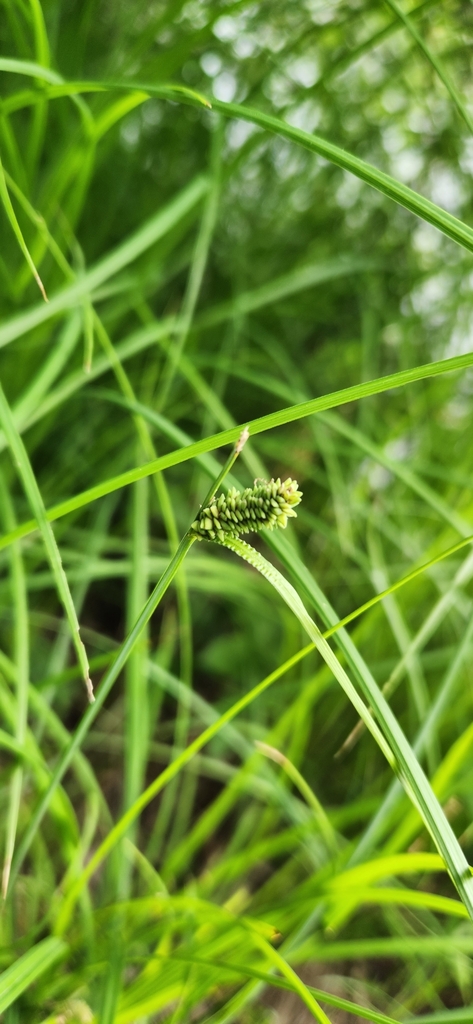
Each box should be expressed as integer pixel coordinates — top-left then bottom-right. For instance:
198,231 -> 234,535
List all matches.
1,0 -> 473,1021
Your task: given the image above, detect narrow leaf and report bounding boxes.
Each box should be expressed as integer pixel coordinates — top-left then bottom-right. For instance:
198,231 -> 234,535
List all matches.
0,937 -> 66,1013
221,538 -> 473,919
0,155 -> 47,300
0,381 -> 93,700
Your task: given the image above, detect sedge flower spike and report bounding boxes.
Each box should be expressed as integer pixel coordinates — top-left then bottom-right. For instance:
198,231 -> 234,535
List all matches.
191,477 -> 302,543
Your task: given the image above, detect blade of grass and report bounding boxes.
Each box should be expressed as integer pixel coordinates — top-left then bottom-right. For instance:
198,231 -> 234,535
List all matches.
0,380 -> 93,701
251,934 -> 331,1024
5,62 -> 473,249
339,545 -> 473,762
240,536 -> 473,917
0,937 -> 66,1014
0,153 -> 47,300
2,164 -> 77,296
294,934 -> 473,961
254,742 -> 338,853
25,0 -> 50,179
3,348 -> 473,553
83,301 -> 94,373
119,472 -> 149,902
386,718 -> 473,854
353,613 -> 473,861
0,471 -> 28,900
191,94 -> 473,255
3,68 -> 473,265
13,311 -> 81,426
6,72 -> 473,253
327,886 -> 469,927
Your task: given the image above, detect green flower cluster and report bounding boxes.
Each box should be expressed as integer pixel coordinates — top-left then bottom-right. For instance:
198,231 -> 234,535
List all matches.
191,478 -> 302,543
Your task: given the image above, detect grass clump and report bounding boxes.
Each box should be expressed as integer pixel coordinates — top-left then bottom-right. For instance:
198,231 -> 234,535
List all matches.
1,1 -> 473,1022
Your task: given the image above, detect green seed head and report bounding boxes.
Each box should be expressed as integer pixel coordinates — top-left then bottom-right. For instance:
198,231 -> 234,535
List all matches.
191,478 -> 302,543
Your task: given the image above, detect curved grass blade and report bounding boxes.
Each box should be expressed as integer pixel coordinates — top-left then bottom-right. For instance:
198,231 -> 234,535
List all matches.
25,0 -> 50,177
63,78 -> 473,254
2,347 -> 473,554
0,471 -> 28,899
255,741 -> 337,852
221,538 -> 473,919
189,95 -> 473,255
3,70 -> 473,252
0,59 -> 211,110
251,934 -> 331,1024
0,154 -> 47,300
327,886 -> 469,928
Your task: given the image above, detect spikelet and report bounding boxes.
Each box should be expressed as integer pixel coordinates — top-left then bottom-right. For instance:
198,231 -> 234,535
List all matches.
191,477 -> 302,543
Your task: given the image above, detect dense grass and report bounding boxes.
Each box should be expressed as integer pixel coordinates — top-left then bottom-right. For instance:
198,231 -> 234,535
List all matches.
1,1 -> 473,1021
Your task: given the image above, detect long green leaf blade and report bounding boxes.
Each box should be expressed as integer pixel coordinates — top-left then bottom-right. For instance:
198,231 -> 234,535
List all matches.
0,381 -> 93,699
0,938 -> 66,1013
1,348 -> 473,552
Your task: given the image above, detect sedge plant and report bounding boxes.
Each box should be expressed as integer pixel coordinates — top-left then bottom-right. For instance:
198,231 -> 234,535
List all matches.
1,1 -> 473,1022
